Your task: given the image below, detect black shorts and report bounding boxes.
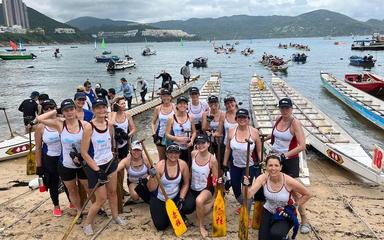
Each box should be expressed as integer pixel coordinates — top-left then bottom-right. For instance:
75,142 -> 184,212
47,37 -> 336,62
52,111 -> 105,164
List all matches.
85,159 -> 118,189
118,145 -> 129,160
281,156 -> 300,178
190,187 -> 214,199
58,163 -> 87,181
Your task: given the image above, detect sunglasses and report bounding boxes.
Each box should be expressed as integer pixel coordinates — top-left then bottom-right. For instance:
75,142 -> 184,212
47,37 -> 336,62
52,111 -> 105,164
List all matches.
76,98 -> 86,101
43,105 -> 55,111
166,145 -> 181,152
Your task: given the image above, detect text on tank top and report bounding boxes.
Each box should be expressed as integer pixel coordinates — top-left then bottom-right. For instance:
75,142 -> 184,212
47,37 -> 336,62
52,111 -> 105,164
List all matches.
127,156 -> 148,184
188,101 -> 207,124
157,106 -> 174,138
223,114 -> 238,145
172,114 -> 192,149
271,117 -> 298,158
157,160 -> 181,201
263,174 -> 292,213
190,152 -> 212,191
91,121 -> 113,166
61,120 -> 83,169
115,114 -> 129,148
43,126 -> 61,157
230,127 -> 255,168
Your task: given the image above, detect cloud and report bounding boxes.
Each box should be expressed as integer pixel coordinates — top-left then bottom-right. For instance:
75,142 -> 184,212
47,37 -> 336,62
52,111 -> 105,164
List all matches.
23,0 -> 383,23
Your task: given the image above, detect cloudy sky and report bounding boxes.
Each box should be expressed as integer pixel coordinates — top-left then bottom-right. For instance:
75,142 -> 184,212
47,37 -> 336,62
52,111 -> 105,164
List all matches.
23,0 -> 383,23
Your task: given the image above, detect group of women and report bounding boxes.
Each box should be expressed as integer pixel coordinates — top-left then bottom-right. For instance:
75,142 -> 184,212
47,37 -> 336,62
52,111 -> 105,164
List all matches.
32,83 -> 311,239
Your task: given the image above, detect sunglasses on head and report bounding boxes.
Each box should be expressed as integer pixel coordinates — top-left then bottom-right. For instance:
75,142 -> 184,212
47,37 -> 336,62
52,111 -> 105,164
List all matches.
166,145 -> 180,152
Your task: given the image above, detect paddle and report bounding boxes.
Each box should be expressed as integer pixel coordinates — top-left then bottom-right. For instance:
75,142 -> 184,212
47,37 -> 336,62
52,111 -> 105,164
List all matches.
26,126 -> 36,175
141,140 -> 187,237
238,139 -> 252,240
252,134 -> 265,230
151,75 -> 156,100
212,137 -> 226,237
2,108 -> 14,138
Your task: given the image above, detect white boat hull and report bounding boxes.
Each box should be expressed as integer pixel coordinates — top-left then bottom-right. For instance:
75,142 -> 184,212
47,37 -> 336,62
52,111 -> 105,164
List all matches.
0,133 -> 35,161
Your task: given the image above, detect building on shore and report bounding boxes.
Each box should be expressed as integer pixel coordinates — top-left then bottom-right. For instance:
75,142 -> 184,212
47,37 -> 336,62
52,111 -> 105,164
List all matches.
141,29 -> 195,38
2,0 -> 30,29
98,29 -> 139,38
0,25 -> 27,34
54,28 -> 76,34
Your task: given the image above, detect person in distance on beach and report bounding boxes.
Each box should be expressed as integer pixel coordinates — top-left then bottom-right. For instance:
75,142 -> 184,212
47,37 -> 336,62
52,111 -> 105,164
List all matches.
117,77 -> 135,110
74,92 -> 94,122
83,80 -> 96,106
18,91 -> 39,133
147,143 -> 195,230
180,61 -> 191,83
136,77 -> 148,104
187,87 -> 209,134
243,155 -> 311,240
81,98 -> 125,236
94,83 -> 109,103
151,89 -> 176,161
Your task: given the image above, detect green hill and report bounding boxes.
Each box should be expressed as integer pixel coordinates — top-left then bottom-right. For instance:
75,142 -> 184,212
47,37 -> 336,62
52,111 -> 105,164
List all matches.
66,16 -> 137,31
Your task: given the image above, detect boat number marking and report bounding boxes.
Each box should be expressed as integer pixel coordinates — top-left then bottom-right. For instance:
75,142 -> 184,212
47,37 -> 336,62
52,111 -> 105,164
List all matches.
326,149 -> 344,164
5,143 -> 35,155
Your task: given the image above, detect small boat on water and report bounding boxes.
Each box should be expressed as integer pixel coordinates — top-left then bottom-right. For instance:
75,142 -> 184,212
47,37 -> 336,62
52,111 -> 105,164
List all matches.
349,55 -> 376,68
292,53 -> 307,63
102,50 -> 112,55
344,72 -> 384,94
214,47 -> 225,54
241,48 -> 254,56
107,55 -> 136,71
95,55 -> 119,63
142,47 -> 156,56
192,57 -> 208,68
351,33 -> 384,51
269,74 -> 383,184
0,53 -> 37,60
320,72 -> 384,130
260,54 -> 289,73
5,48 -> 26,52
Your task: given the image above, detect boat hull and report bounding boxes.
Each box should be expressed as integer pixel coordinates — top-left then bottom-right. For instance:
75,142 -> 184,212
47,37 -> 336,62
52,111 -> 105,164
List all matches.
0,54 -> 35,60
0,134 -> 35,161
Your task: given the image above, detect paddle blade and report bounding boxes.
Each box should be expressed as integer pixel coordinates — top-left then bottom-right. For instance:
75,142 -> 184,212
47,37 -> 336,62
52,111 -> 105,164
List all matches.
165,199 -> 187,237
238,205 -> 249,240
26,152 -> 36,175
252,201 -> 263,229
212,188 -> 227,237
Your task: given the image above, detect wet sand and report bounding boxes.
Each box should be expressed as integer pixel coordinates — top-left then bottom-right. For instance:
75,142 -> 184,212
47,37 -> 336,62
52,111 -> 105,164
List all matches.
0,148 -> 383,240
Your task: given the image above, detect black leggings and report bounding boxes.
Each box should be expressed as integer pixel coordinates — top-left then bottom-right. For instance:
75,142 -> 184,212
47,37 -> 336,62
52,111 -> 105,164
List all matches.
140,89 -> 147,103
125,96 -> 133,109
259,208 -> 292,240
149,191 -> 195,230
42,155 -> 61,206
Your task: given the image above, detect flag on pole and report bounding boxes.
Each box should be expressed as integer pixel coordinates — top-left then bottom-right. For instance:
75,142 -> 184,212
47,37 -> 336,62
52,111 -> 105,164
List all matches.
372,144 -> 383,171
101,38 -> 106,49
180,37 -> 184,47
9,40 -> 17,50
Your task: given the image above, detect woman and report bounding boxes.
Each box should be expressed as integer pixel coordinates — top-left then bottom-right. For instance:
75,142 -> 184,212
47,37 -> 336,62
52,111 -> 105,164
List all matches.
36,99 -> 88,219
35,99 -> 64,216
74,92 -> 94,122
165,96 -> 196,163
147,143 -> 195,230
243,155 -> 311,240
222,96 -> 238,146
201,95 -> 224,156
223,109 -> 262,219
117,141 -> 151,203
151,89 -> 175,161
188,87 -> 208,133
81,98 -> 125,236
190,134 -> 218,238
268,97 -> 309,233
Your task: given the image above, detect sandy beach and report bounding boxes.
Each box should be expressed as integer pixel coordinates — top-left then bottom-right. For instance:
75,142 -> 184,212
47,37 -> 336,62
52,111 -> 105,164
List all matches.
0,147 -> 383,240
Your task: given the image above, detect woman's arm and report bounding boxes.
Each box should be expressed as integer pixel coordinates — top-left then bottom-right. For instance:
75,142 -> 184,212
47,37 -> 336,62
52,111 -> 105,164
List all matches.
80,122 -> 99,171
36,110 -> 61,132
165,117 -> 179,142
34,124 -> 44,168
286,119 -> 306,158
189,116 -> 196,146
117,156 -> 129,172
126,112 -> 136,138
179,160 -> 190,199
147,160 -> 163,192
201,112 -> 209,132
247,173 -> 267,198
286,176 -> 312,206
151,107 -> 159,135
213,112 -> 225,138
252,127 -> 262,162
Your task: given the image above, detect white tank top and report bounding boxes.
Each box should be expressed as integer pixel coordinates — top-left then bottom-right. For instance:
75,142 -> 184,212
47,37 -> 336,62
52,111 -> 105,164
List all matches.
230,127 -> 255,168
263,174 -> 292,213
190,153 -> 212,191
115,114 -> 128,148
272,120 -> 294,154
172,114 -> 192,150
188,101 -> 208,124
157,106 -> 174,138
42,126 -> 61,157
91,121 -> 113,166
127,157 -> 148,184
157,161 -> 181,201
208,109 -> 221,131
60,120 -> 83,169
223,114 -> 238,145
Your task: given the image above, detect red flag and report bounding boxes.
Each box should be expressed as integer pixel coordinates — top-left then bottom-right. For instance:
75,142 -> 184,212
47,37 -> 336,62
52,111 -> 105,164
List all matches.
9,40 -> 17,50
372,144 -> 383,171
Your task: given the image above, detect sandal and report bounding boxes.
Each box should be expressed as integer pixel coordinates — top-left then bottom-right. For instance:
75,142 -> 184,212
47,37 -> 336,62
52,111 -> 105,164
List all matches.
300,223 -> 311,234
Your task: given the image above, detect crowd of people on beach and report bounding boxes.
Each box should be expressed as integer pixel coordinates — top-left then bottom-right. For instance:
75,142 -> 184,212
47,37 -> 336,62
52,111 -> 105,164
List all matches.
16,71 -> 312,239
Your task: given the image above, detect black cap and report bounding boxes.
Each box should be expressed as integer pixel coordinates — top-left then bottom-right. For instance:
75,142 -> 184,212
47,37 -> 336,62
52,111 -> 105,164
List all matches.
74,92 -> 87,100
38,93 -> 49,101
108,88 -> 116,94
177,96 -> 189,104
186,61 -> 191,65
41,99 -> 56,107
60,99 -> 75,111
166,143 -> 181,153
30,91 -> 40,98
189,87 -> 199,95
83,80 -> 91,87
236,108 -> 249,118
120,77 -> 127,82
92,98 -> 108,108
208,95 -> 219,103
278,98 -> 293,108
224,95 -> 236,104
194,134 -> 209,144
160,89 -> 172,95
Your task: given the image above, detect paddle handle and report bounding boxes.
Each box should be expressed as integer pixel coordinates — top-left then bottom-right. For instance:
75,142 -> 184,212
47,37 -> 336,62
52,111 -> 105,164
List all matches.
151,76 -> 156,100
243,139 -> 252,206
2,109 -> 14,138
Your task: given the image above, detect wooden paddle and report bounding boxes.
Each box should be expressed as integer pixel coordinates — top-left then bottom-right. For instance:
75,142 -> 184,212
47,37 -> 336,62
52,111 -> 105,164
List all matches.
2,108 -> 14,138
212,137 -> 227,237
252,134 -> 266,230
141,140 -> 187,237
26,127 -> 36,175
238,139 -> 252,240
151,75 -> 156,100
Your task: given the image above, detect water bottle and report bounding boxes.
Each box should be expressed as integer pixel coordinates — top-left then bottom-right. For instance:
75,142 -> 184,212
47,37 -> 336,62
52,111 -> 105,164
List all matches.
38,177 -> 47,192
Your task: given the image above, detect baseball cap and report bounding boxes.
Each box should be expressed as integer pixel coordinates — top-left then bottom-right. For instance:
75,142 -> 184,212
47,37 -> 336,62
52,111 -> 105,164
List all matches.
194,134 -> 209,144
30,91 -> 40,98
189,87 -> 199,95
38,93 -> 49,101
60,99 -> 75,111
224,96 -> 236,104
236,108 -> 249,118
74,92 -> 87,100
160,89 -> 171,95
278,98 -> 293,108
208,95 -> 219,103
95,83 -> 101,89
166,143 -> 181,153
41,99 -> 56,107
177,96 -> 189,104
92,98 -> 107,108
131,141 -> 143,151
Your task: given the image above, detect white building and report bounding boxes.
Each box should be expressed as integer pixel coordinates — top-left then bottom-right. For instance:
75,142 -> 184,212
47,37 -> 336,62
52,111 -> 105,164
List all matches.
54,28 -> 76,34
141,29 -> 195,38
0,25 -> 27,34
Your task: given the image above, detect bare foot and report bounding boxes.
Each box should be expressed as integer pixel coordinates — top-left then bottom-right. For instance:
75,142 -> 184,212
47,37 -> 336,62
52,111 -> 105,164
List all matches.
200,226 -> 209,238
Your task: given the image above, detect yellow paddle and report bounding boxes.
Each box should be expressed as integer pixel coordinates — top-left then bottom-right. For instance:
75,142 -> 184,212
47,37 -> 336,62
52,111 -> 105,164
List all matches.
252,135 -> 266,229
141,140 -> 187,237
212,137 -> 226,237
238,139 -> 252,240
26,127 -> 36,175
